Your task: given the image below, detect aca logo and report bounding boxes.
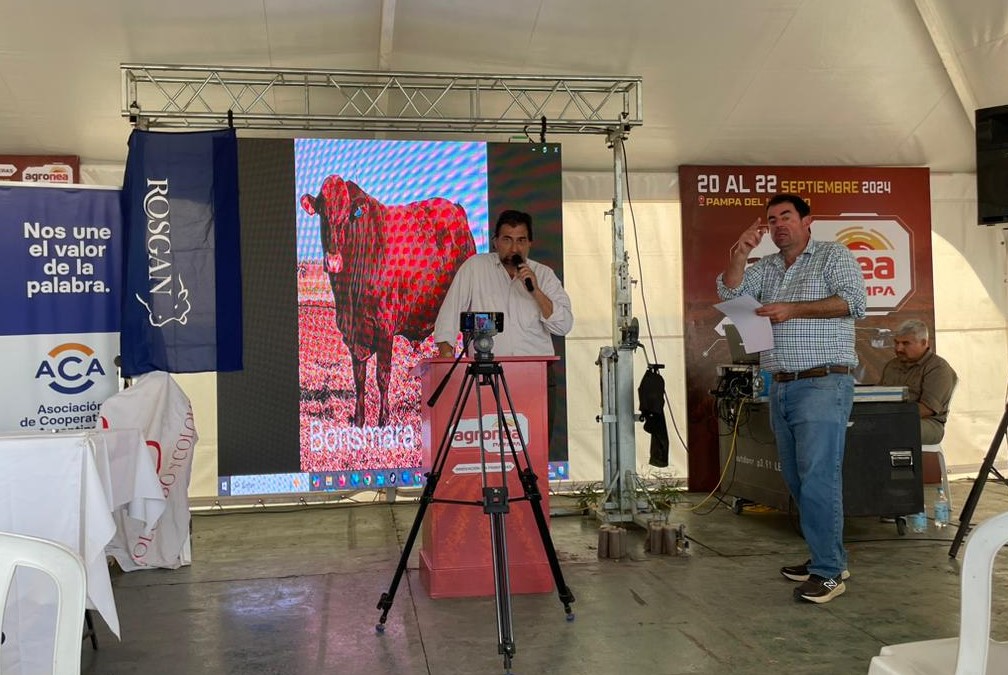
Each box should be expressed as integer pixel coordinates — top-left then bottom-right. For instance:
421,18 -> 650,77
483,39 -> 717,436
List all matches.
812,217 -> 914,315
35,342 -> 107,394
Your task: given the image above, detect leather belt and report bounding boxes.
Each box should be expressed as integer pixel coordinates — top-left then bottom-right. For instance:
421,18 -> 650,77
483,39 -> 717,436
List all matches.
772,365 -> 852,383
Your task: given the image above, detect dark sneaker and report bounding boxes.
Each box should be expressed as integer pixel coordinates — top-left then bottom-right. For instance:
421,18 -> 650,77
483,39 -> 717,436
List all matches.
794,574 -> 846,603
780,559 -> 851,582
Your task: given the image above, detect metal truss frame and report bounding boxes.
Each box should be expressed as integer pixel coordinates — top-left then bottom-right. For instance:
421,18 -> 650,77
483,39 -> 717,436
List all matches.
121,63 -> 649,519
120,64 -> 642,135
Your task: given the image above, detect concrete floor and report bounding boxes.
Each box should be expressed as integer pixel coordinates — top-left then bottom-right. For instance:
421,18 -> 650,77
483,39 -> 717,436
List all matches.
79,479 -> 1008,675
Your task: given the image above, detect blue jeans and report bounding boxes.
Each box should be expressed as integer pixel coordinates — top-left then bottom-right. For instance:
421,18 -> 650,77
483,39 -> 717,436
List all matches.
769,373 -> 854,579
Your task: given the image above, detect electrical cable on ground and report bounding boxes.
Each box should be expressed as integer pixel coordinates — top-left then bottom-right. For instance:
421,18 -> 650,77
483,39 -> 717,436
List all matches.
687,398 -> 748,514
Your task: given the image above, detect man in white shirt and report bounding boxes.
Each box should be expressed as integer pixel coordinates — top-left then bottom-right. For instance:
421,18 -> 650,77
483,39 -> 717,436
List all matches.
434,209 -> 573,454
433,209 -> 573,357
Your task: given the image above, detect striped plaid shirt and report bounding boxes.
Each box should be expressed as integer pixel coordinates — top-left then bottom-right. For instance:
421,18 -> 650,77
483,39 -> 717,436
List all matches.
716,238 -> 867,373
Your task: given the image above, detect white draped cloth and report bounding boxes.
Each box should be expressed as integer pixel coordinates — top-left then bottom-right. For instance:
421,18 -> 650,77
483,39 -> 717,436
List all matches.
87,427 -> 166,532
98,371 -> 197,570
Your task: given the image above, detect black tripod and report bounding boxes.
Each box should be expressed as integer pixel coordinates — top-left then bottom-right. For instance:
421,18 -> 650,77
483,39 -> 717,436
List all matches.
949,402 -> 1008,557
375,351 -> 575,674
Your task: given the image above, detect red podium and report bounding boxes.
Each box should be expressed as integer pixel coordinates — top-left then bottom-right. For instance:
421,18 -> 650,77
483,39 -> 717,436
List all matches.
415,356 -> 556,598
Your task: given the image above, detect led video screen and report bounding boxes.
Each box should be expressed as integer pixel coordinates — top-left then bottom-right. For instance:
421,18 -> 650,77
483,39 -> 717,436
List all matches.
217,138 -> 566,496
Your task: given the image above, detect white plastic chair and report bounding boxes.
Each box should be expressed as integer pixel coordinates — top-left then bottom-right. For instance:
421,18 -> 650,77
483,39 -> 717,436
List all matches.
922,443 -> 953,510
867,510 -> 1008,674
0,531 -> 87,675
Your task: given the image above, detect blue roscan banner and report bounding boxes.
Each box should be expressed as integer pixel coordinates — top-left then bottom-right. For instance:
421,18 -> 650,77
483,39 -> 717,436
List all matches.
0,184 -> 122,431
120,128 -> 243,376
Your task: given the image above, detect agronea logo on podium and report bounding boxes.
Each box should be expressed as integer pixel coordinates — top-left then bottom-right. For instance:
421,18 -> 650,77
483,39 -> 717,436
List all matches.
452,413 -> 531,453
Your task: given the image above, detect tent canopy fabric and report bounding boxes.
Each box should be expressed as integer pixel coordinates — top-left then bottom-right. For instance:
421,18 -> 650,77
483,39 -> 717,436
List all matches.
0,1 -> 1005,173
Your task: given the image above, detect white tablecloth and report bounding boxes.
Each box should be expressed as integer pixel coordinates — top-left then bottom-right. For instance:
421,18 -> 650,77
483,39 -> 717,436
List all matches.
0,430 -> 166,673
87,428 -> 166,532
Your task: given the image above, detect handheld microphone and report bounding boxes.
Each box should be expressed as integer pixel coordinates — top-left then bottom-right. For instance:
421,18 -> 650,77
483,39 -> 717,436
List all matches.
511,254 -> 534,292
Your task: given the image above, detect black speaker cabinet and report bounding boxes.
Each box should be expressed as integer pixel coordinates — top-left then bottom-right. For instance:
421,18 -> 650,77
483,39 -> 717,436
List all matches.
718,400 -> 923,517
842,401 -> 923,516
976,104 -> 1008,225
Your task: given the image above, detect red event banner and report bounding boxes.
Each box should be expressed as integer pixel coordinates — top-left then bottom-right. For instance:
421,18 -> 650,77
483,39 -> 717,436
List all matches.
679,166 -> 933,491
0,155 -> 79,184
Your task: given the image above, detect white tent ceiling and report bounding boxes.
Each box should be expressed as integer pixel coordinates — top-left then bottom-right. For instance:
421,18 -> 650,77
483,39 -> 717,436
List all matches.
1,0 -> 1006,173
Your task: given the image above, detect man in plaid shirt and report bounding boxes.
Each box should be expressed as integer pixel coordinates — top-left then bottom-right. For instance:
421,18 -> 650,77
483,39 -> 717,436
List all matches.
717,193 -> 866,604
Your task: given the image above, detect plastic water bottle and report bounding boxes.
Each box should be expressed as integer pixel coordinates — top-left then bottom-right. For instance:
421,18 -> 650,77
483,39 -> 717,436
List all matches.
909,510 -> 928,534
934,488 -> 951,529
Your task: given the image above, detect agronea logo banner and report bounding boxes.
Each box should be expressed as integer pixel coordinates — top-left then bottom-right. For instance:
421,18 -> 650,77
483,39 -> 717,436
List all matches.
0,154 -> 79,184
742,214 -> 914,316
814,217 -> 914,315
676,165 -> 933,492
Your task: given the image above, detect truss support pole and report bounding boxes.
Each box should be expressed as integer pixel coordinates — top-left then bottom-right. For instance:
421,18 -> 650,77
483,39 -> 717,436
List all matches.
596,128 -> 641,524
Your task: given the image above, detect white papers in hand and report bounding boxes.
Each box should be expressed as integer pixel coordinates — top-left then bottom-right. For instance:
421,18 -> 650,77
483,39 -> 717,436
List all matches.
713,296 -> 774,352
